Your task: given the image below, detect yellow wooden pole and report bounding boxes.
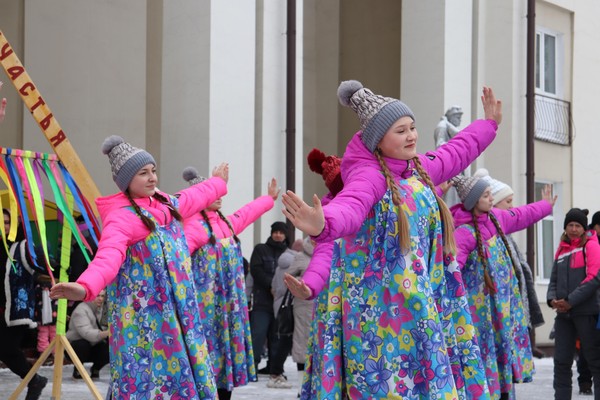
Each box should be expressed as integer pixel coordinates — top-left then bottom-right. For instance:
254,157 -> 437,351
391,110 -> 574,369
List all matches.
0,29 -> 101,216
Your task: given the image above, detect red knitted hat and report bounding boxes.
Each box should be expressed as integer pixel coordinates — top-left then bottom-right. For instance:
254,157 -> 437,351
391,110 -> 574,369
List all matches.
307,148 -> 343,196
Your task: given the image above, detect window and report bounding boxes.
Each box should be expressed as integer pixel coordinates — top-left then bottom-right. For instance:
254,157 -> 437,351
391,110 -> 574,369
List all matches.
535,28 -> 563,97
534,181 -> 561,281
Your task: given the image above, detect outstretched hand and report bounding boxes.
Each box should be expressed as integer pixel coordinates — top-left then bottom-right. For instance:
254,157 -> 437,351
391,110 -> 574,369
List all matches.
283,273 -> 312,300
541,184 -> 558,206
267,178 -> 281,200
212,163 -> 229,183
481,86 -> 502,125
50,282 -> 87,301
281,191 -> 325,236
439,180 -> 454,196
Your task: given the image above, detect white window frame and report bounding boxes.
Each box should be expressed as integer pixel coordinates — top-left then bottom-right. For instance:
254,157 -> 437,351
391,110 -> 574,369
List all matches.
535,180 -> 563,283
535,26 -> 564,99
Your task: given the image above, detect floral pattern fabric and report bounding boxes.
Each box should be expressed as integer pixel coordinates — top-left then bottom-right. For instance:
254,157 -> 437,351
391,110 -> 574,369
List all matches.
107,199 -> 217,399
459,224 -> 534,398
302,175 -> 489,400
191,220 -> 256,390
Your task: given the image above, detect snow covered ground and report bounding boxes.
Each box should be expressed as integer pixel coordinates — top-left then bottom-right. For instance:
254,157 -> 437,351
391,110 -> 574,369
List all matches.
1,355 -> 594,399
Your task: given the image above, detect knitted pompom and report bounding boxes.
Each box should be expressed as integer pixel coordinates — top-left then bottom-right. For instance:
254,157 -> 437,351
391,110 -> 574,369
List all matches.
337,80 -> 363,107
473,168 -> 490,178
182,166 -> 199,182
307,148 -> 326,174
101,135 -> 124,155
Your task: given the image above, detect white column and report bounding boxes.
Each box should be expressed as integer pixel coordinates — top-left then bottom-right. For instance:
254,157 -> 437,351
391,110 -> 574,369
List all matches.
209,0 -> 258,256
401,1 -> 473,155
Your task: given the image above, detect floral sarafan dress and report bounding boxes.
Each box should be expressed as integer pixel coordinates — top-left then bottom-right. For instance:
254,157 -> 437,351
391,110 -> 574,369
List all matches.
302,175 -> 490,400
191,220 -> 256,391
107,199 -> 217,400
458,224 -> 534,399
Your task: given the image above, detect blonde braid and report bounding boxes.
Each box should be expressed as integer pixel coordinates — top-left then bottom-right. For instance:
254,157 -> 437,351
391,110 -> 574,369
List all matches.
152,192 -> 183,222
374,149 -> 411,253
125,191 -> 155,232
412,157 -> 456,253
472,211 -> 496,293
201,210 -> 216,245
217,210 -> 240,243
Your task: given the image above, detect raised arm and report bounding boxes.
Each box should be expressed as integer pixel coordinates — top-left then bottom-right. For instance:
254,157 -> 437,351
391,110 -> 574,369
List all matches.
51,209 -> 134,302
177,163 -> 229,218
228,178 -> 278,234
420,88 -> 502,185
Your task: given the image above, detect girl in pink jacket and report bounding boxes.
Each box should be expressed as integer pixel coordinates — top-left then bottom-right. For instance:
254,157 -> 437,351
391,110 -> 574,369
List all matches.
450,171 -> 556,400
181,167 -> 279,400
283,81 -> 502,399
51,136 -> 228,400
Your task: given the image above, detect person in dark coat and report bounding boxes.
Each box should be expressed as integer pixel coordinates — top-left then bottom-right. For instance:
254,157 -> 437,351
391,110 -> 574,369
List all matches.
0,209 -> 48,399
547,208 -> 600,399
249,221 -> 289,379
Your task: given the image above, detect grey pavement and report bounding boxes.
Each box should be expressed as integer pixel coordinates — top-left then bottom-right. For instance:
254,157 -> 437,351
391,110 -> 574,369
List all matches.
0,356 -> 595,399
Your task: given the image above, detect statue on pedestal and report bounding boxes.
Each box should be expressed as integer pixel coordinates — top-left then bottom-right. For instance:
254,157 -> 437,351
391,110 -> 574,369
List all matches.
434,106 -> 465,207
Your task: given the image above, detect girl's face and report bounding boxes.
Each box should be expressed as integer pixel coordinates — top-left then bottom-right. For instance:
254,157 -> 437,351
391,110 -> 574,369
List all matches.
128,164 -> 158,199
377,116 -> 418,160
565,222 -> 585,240
474,188 -> 494,214
494,194 -> 514,210
207,198 -> 223,211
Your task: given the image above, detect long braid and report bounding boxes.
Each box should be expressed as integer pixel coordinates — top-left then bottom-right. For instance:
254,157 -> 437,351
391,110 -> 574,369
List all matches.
472,211 -> 496,294
374,149 -> 411,253
152,192 -> 183,222
488,212 -> 518,277
125,191 -> 155,231
412,157 -> 456,253
201,210 -> 216,245
217,210 -> 240,243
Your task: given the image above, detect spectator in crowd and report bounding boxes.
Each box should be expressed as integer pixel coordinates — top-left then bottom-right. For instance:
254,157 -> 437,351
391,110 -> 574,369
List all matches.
268,239 -> 302,389
66,290 -> 110,379
547,208 -> 600,399
249,222 -> 289,386
0,209 -> 48,399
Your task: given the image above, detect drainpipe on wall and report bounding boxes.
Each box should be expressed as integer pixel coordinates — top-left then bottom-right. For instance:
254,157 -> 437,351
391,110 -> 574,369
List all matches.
285,0 -> 296,242
526,1 -> 536,274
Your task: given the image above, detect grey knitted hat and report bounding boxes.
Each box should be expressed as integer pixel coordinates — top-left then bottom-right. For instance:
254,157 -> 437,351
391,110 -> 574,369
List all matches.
337,80 -> 415,152
451,170 -> 491,211
182,166 -> 207,186
101,135 -> 156,193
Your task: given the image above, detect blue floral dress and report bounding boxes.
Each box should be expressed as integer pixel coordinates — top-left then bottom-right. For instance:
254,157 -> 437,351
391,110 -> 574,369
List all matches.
459,225 -> 534,399
106,199 -> 217,399
191,220 -> 256,391
302,175 -> 490,400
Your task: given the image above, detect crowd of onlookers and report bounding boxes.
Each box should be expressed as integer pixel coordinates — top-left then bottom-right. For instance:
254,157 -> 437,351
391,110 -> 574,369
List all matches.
246,221 -> 314,394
